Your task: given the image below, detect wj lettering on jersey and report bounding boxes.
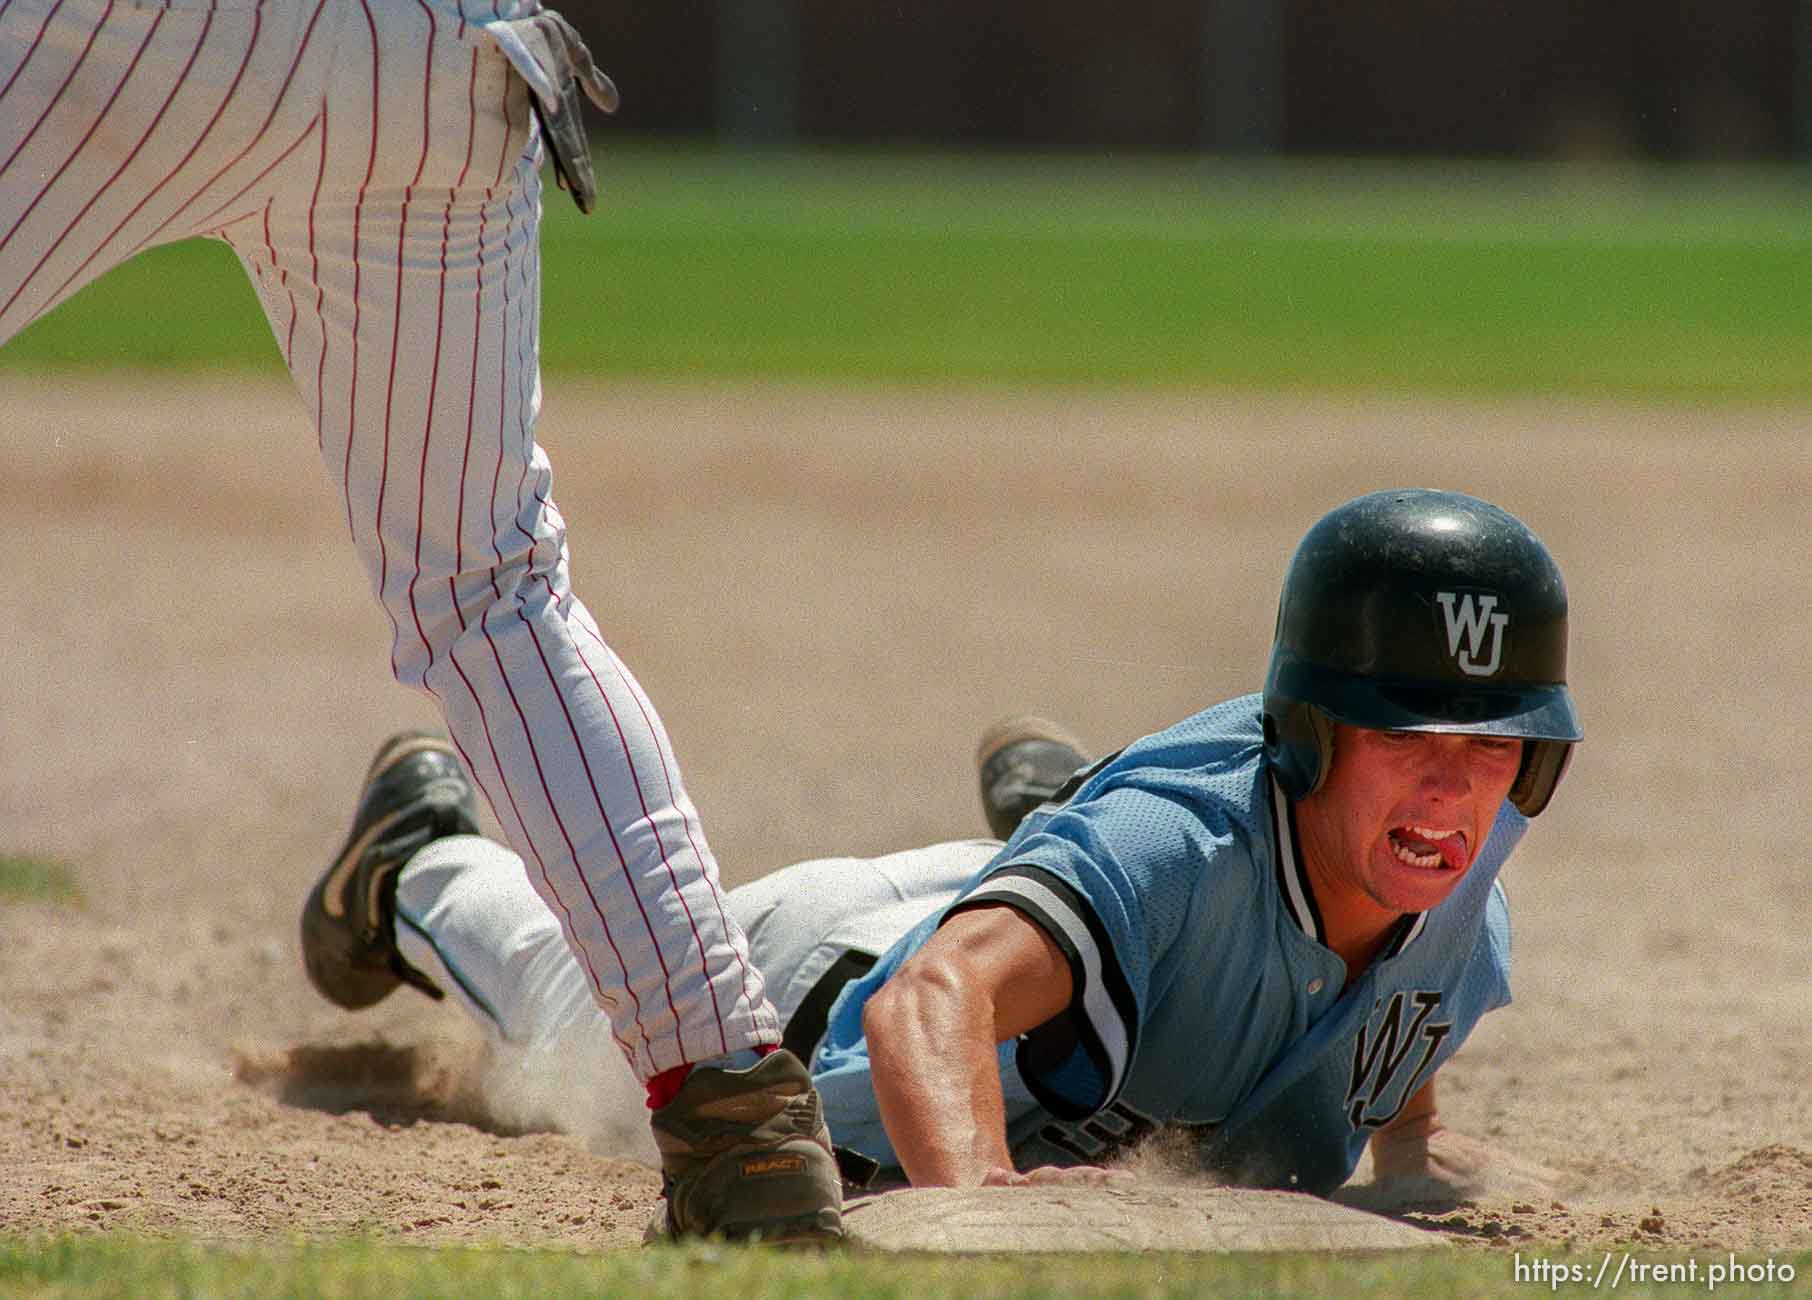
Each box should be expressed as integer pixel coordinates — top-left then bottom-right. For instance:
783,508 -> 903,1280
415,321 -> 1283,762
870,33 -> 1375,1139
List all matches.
1346,990 -> 1453,1129
1436,591 -> 1509,677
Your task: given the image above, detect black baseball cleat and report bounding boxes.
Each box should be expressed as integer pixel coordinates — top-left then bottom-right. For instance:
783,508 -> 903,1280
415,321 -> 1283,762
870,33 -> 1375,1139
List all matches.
300,732 -> 480,1010
975,715 -> 1091,841
645,1049 -> 845,1246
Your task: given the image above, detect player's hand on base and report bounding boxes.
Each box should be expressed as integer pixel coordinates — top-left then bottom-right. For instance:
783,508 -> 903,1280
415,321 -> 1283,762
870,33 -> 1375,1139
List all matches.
1360,1123 -> 1491,1209
1340,1127 -> 1559,1213
981,1164 -> 1134,1189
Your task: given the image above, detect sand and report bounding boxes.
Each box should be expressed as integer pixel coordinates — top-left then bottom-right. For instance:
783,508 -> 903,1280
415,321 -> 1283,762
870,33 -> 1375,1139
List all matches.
0,377 -> 1805,1252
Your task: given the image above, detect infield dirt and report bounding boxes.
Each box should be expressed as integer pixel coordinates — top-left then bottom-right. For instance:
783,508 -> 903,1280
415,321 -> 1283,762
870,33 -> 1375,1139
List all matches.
1,378 -> 1806,1251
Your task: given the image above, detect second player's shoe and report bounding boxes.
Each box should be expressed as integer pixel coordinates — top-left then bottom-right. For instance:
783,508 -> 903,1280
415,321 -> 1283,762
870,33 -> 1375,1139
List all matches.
646,1049 -> 845,1245
300,732 -> 480,1009
975,715 -> 1091,840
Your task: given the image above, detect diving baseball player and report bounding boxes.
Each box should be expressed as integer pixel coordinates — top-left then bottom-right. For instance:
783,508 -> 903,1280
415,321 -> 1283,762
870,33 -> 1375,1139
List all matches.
1,0 -> 837,1241
299,489 -> 1582,1201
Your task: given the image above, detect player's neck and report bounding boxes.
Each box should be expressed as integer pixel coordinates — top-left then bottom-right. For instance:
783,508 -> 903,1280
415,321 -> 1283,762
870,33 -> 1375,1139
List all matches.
1314,902 -> 1400,988
1293,832 -> 1407,985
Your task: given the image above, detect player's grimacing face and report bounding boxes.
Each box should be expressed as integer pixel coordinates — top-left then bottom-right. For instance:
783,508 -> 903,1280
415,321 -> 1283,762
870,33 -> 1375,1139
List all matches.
1298,723 -> 1523,918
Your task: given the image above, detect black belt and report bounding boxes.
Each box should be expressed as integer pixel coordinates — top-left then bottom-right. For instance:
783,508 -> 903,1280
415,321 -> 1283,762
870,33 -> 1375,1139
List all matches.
780,949 -> 877,1065
780,950 -> 884,1189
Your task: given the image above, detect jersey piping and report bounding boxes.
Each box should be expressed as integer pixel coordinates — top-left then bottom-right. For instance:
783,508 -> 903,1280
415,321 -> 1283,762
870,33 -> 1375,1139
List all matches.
952,864 -> 1138,1119
1269,774 -> 1428,959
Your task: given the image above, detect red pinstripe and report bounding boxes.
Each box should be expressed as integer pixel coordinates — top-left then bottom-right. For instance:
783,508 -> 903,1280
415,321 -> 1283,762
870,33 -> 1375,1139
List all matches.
423,148 -> 629,1056
436,97 -> 523,897
509,599 -> 680,1065
488,184 -> 645,1040
485,606 -> 657,1062
478,177 -> 656,1064
405,5 -> 467,696
477,74 -> 514,612
486,160 -> 747,1059
496,467 -> 732,1047
307,96 -> 326,447
414,48 -> 479,617
593,624 -> 759,1030
441,689 -> 637,1058
484,343 -> 707,1057
0,0 -> 68,112
429,586 -> 643,1064
374,0 -> 437,683
187,113 -> 318,235
629,695 -> 761,1029
0,0 -> 783,1082
208,205 -> 263,229
512,461 -> 760,1041
542,592 -> 728,1055
262,201 -> 297,368
0,0 -> 115,185
339,0 -> 381,541
502,187 -> 534,507
119,0 -> 324,257
0,5 -> 161,266
0,5 -> 189,323
445,48 -> 495,638
37,4 -> 264,326
482,200 -> 516,595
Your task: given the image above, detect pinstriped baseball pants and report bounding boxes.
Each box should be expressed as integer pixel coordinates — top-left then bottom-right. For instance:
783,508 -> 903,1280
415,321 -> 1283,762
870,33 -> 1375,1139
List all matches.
0,0 -> 779,1079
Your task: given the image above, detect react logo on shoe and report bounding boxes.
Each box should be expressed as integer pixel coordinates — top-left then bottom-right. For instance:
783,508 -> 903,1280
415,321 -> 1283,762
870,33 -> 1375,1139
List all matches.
740,1154 -> 809,1178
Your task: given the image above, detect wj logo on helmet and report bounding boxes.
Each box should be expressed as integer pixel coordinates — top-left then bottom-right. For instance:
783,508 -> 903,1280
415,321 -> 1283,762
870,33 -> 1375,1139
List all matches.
1436,591 -> 1508,677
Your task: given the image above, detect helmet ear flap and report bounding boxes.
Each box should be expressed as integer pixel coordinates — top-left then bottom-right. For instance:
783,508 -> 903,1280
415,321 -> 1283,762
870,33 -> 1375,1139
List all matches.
1264,700 -> 1334,800
1509,739 -> 1573,817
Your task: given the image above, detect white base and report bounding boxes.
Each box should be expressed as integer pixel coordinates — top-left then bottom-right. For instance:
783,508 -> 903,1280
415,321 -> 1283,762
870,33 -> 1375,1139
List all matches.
842,1183 -> 1437,1254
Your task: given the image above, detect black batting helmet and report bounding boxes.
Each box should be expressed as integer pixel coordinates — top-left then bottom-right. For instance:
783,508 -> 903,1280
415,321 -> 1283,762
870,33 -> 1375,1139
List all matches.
1261,489 -> 1581,817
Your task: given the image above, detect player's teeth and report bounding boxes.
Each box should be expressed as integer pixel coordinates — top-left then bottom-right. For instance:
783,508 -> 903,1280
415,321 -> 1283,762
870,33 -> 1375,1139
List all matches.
1406,825 -> 1459,841
1392,841 -> 1442,868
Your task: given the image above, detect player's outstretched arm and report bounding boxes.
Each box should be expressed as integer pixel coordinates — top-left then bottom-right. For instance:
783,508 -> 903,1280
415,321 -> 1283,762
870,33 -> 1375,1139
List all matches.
1347,1076 -> 1560,1211
1338,1077 -> 1480,1211
1366,1077 -> 1447,1182
864,904 -> 1081,1187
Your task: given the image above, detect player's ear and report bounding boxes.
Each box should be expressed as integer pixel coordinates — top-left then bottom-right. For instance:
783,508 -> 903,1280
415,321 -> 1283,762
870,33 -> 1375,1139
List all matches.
1264,702 -> 1333,799
1508,739 -> 1572,817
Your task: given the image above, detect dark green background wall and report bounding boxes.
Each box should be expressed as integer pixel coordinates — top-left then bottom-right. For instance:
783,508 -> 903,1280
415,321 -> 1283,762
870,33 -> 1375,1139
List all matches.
568,1 -> 1810,158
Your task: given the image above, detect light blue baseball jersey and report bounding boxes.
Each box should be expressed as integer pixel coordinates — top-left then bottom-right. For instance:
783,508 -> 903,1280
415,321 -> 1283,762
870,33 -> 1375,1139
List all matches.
810,694 -> 1521,1195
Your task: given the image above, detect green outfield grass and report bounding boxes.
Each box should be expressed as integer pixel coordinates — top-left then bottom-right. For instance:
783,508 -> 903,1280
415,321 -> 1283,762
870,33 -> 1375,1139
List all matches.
4,149 -> 1810,398
3,1237 -> 1805,1300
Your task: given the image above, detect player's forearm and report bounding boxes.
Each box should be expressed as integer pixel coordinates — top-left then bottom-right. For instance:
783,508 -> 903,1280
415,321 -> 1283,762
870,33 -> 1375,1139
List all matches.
1369,1077 -> 1442,1177
863,964 -> 1015,1186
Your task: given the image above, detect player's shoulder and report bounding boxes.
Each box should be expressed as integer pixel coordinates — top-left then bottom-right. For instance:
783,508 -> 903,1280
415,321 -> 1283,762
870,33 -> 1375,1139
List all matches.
1077,694 -> 1269,830
1072,688 -> 1275,852
1001,695 -> 1274,911
1122,693 -> 1266,762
